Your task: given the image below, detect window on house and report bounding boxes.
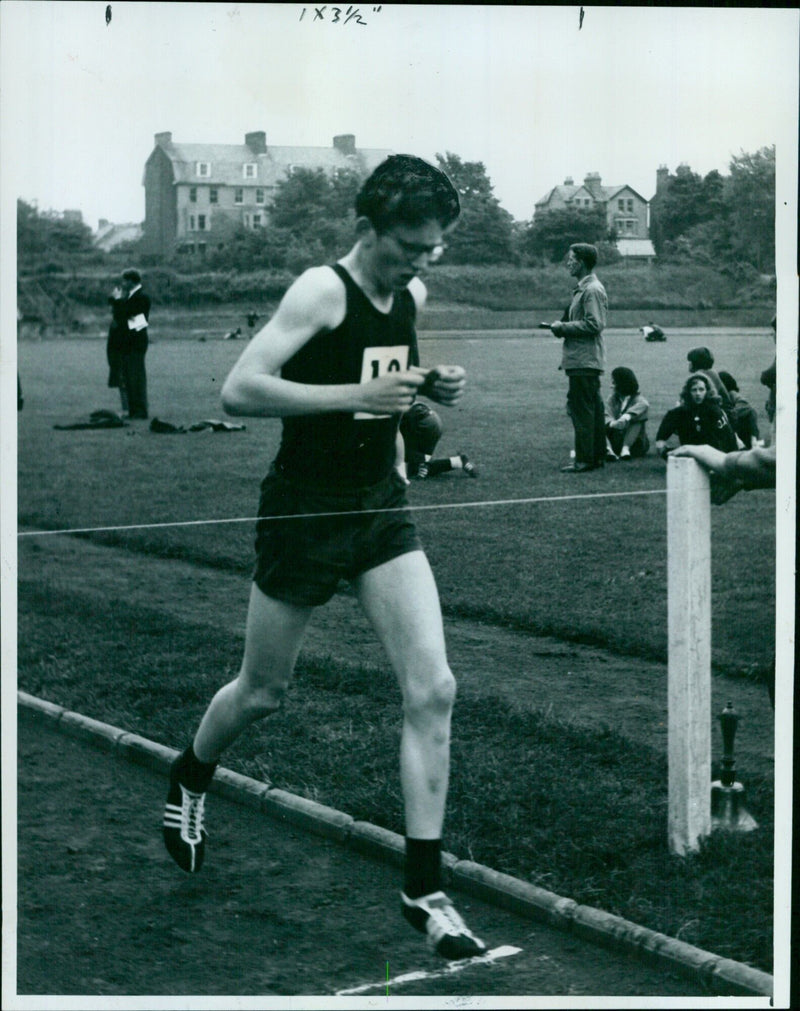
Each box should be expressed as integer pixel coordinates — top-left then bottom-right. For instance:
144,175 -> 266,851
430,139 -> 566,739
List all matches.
618,199 -> 624,211
197,242 -> 207,257
235,188 -> 244,204
198,215 -> 207,231
196,162 -> 211,177
256,189 -> 265,204
627,199 -> 634,213
626,220 -> 634,233
252,214 -> 262,228
189,187 -> 197,203
188,215 -> 195,231
243,163 -> 257,179
209,188 -> 218,204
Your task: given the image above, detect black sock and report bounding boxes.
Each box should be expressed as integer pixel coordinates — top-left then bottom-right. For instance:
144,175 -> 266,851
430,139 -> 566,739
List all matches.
174,744 -> 217,792
404,838 -> 442,898
426,458 -> 452,477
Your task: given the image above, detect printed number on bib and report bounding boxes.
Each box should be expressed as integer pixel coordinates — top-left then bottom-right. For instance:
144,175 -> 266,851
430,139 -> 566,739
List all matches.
355,345 -> 410,419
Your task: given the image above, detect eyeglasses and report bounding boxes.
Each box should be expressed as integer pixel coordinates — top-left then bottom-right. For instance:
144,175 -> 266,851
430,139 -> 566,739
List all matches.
390,235 -> 447,264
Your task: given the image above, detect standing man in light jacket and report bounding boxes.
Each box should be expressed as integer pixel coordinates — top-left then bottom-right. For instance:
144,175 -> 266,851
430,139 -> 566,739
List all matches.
549,243 -> 608,472
118,268 -> 151,420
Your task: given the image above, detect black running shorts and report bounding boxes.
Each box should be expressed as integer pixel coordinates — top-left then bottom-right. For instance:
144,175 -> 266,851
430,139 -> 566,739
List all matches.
253,467 -> 422,606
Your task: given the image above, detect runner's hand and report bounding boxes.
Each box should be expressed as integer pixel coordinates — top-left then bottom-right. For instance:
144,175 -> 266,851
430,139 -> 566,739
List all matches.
358,371 -> 425,415
414,365 -> 466,406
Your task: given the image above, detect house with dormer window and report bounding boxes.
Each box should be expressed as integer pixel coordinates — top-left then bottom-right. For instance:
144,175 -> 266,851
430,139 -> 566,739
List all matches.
534,172 -> 655,261
142,130 -> 393,258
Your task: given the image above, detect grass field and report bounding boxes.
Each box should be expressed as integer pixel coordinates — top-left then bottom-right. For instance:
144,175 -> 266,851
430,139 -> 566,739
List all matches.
15,319 -> 778,972
18,324 -> 776,673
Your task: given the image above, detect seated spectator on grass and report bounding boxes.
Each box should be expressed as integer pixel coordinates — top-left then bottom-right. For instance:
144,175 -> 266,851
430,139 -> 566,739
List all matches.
655,373 -> 738,459
718,371 -> 761,448
399,402 -> 477,480
640,321 -> 665,341
686,346 -> 735,418
604,366 -> 650,461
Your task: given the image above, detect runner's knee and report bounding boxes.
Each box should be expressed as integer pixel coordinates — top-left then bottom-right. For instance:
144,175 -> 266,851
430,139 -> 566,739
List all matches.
403,667 -> 456,723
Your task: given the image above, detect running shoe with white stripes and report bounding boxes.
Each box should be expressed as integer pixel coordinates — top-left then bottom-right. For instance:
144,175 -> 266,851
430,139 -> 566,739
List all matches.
163,766 -> 208,873
401,890 -> 487,960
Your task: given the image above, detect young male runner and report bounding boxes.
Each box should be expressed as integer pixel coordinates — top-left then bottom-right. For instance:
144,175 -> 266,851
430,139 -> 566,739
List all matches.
162,155 -> 487,960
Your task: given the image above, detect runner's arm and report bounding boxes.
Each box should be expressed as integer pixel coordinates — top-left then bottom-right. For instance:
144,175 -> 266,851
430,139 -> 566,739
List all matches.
221,268 -> 424,417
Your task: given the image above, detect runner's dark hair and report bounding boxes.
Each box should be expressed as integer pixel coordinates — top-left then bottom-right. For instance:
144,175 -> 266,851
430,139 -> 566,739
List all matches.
355,155 -> 460,234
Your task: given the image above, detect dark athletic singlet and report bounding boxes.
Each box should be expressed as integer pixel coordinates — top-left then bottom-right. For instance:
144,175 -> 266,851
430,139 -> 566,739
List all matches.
274,263 -> 419,490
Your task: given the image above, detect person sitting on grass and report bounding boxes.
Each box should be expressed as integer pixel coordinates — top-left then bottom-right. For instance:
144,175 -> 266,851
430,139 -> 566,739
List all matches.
399,402 -> 477,480
655,372 -> 738,460
718,370 -> 761,449
685,346 -> 740,440
604,366 -> 650,461
640,321 -> 665,341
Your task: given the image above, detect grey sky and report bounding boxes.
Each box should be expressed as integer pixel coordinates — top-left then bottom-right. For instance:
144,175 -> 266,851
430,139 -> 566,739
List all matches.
1,3 -> 797,229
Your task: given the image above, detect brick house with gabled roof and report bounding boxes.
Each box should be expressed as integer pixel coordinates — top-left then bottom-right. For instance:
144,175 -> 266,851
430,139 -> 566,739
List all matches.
142,131 -> 394,258
534,172 -> 655,261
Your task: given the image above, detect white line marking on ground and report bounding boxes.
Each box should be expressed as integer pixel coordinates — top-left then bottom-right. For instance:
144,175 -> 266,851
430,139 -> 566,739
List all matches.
17,489 -> 666,538
334,945 -> 523,996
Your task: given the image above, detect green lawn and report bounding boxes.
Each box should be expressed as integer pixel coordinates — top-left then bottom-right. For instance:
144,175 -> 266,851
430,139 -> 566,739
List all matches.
18,325 -> 776,673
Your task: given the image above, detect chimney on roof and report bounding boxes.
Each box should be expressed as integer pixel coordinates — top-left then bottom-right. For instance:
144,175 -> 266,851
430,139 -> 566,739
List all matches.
333,134 -> 356,156
583,171 -> 603,199
564,176 -> 574,186
656,165 -> 669,192
246,131 -> 267,155
98,218 -> 109,230
155,132 -> 172,146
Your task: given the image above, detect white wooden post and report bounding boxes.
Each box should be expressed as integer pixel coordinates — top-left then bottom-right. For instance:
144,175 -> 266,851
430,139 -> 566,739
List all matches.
667,456 -> 712,855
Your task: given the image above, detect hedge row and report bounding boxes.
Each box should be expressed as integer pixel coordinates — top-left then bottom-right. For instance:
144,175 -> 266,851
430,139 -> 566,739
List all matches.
21,262 -> 775,313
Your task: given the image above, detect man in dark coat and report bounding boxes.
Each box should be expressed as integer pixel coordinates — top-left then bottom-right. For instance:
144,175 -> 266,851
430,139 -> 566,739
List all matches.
118,268 -> 151,419
107,281 -> 129,413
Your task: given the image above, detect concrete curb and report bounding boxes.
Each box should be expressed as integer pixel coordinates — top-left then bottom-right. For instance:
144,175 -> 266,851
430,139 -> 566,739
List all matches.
17,691 -> 773,999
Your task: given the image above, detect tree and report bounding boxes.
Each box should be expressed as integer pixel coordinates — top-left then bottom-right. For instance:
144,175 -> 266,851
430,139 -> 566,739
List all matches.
522,205 -> 610,264
435,153 -> 516,264
725,146 -> 775,273
17,199 -> 95,267
649,148 -> 774,272
207,223 -> 293,271
267,165 -> 362,265
649,164 -> 706,253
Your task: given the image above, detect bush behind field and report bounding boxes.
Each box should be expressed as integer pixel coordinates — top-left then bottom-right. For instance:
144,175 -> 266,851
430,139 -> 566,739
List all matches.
424,263 -> 774,311
24,261 -> 775,323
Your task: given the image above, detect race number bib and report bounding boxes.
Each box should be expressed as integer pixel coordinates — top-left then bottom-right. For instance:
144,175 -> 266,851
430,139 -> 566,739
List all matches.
354,345 -> 410,419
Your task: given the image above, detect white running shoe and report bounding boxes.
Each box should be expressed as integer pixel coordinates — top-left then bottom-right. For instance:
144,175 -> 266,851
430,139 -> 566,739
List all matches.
401,890 -> 487,960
